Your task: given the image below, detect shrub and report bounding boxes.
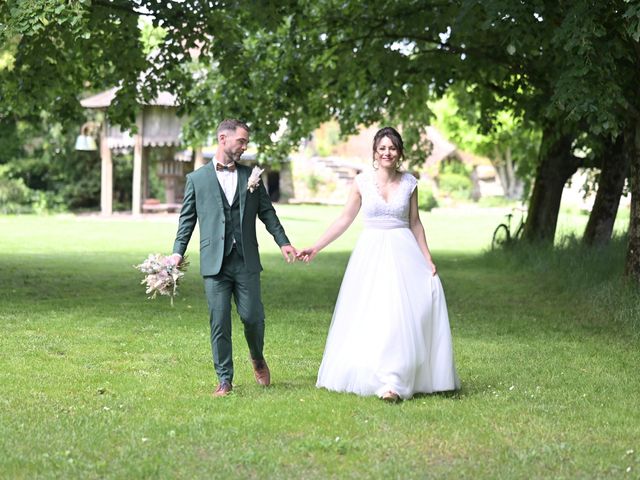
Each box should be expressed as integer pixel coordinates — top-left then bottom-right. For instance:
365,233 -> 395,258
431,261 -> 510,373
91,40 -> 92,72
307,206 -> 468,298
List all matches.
306,173 -> 322,194
437,161 -> 473,199
58,175 -> 100,209
438,172 -> 472,199
417,181 -> 438,211
0,176 -> 67,214
0,176 -> 32,213
31,190 -> 66,214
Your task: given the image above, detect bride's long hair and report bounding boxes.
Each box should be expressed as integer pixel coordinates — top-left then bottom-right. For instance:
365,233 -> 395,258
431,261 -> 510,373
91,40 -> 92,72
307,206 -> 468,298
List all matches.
372,127 -> 405,170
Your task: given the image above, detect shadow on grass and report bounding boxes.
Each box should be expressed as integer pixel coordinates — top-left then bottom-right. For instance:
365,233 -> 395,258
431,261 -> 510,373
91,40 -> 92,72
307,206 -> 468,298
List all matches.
413,390 -> 463,401
1,240 -> 637,341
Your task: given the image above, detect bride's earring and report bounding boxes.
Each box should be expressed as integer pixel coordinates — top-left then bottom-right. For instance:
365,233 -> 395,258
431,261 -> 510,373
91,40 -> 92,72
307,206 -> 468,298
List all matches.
372,159 -> 379,170
395,159 -> 402,171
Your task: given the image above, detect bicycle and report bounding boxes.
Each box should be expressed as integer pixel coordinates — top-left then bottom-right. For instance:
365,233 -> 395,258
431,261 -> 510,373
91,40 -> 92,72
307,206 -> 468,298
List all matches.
491,207 -> 527,250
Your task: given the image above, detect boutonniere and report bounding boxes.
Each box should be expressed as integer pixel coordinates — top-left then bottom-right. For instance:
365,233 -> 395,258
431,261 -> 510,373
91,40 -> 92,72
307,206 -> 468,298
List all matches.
247,166 -> 265,193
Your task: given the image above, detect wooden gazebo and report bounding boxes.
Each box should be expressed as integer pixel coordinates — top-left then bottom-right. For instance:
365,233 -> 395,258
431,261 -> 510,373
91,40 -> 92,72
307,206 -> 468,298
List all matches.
80,88 -> 205,215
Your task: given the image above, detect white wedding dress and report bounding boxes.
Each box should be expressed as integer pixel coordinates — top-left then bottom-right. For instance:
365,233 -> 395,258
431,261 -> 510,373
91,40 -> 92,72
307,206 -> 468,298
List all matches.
316,170 -> 460,399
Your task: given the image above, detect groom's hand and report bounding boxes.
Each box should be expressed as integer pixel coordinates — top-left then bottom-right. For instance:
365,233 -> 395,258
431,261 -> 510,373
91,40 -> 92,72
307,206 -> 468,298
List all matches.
280,244 -> 298,263
169,253 -> 183,266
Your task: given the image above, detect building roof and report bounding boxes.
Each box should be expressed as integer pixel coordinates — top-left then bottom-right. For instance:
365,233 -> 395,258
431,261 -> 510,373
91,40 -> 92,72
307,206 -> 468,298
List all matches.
424,126 -> 457,167
457,150 -> 494,167
80,87 -> 178,109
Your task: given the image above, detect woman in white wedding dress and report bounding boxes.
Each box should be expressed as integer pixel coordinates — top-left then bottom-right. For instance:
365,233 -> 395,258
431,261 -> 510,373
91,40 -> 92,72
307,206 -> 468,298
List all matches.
298,127 -> 460,402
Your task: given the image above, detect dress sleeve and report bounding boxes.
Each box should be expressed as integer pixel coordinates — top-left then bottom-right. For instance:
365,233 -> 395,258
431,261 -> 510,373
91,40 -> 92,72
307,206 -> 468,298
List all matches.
405,173 -> 418,193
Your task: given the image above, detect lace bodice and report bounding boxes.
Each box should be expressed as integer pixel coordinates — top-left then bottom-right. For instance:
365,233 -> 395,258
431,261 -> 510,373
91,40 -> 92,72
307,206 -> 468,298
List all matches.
355,170 -> 417,229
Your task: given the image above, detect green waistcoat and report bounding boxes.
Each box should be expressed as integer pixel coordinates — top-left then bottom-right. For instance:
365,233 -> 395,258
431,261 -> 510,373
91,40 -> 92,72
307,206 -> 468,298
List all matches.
220,182 -> 243,257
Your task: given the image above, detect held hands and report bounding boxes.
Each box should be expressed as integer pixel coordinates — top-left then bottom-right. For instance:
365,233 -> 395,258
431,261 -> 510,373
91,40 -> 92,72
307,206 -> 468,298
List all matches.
280,244 -> 299,263
172,249 -> 300,265
297,247 -> 319,263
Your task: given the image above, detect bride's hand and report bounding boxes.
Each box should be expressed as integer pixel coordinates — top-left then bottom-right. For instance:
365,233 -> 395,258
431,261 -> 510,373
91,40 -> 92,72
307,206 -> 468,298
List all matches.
297,247 -> 319,263
428,259 -> 437,276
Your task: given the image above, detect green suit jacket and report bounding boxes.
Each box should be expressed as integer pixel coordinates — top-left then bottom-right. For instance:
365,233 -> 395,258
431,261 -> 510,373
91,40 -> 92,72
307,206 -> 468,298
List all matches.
172,162 -> 290,276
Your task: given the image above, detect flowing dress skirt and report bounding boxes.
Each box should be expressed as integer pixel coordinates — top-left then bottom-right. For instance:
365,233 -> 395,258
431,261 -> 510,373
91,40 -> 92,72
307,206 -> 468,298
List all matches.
316,227 -> 460,399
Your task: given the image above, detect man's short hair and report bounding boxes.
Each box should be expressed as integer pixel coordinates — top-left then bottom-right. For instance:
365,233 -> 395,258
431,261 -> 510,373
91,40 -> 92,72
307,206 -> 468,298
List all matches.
217,119 -> 250,135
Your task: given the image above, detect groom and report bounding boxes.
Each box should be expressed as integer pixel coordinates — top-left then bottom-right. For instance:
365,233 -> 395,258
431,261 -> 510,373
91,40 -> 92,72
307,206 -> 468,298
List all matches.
170,119 -> 297,397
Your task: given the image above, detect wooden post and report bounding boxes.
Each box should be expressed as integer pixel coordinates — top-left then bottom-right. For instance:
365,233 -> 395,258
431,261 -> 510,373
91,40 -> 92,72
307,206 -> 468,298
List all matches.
100,123 -> 113,215
142,146 -> 149,201
194,146 -> 206,169
132,113 -> 144,215
165,149 -> 176,204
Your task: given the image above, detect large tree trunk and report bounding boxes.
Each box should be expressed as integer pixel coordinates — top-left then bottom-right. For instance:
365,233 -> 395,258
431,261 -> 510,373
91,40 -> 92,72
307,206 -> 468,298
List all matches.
583,135 -> 629,246
624,118 -> 640,282
522,127 -> 581,244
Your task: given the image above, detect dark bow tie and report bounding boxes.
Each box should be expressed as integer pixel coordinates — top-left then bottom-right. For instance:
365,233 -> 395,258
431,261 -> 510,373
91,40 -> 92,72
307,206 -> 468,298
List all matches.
216,162 -> 236,172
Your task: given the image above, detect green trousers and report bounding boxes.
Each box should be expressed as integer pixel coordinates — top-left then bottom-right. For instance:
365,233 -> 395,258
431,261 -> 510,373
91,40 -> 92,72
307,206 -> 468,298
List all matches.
203,247 -> 265,383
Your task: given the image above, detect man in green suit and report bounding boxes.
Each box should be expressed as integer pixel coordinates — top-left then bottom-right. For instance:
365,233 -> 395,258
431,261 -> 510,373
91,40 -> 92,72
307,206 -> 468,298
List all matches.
170,119 -> 297,397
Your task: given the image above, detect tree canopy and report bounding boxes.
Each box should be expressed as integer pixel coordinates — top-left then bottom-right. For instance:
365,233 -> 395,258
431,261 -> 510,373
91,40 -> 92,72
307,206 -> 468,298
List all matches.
2,1 -> 635,154
2,0 -> 640,278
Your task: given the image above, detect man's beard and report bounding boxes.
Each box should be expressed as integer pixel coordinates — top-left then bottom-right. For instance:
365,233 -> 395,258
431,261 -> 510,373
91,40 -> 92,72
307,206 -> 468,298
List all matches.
224,148 -> 241,163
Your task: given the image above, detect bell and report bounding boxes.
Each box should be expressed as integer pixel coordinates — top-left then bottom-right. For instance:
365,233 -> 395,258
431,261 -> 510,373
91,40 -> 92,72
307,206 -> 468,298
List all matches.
74,134 -> 98,151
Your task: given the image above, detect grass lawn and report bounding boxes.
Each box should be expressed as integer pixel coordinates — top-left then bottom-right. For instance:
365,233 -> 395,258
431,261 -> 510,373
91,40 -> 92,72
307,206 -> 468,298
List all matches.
0,205 -> 638,479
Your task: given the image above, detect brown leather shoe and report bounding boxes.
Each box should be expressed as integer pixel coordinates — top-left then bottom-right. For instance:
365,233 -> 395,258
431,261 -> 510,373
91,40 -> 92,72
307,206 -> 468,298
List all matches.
213,381 -> 232,397
250,357 -> 271,386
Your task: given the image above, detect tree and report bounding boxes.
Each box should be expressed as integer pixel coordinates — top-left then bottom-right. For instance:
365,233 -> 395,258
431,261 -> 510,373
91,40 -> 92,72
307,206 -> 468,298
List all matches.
540,0 -> 640,278
432,1 -> 586,244
1,1 -> 469,156
438,1 -> 636,255
430,92 -> 539,200
0,0 -> 147,125
3,0 -> 640,281
582,134 -> 629,247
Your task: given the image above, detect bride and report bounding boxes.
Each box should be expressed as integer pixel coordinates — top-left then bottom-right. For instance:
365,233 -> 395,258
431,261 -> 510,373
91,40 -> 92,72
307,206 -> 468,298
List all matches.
298,127 -> 460,402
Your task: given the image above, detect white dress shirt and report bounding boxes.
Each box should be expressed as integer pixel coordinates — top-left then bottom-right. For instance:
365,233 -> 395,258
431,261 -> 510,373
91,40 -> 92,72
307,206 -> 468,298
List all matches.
215,163 -> 238,205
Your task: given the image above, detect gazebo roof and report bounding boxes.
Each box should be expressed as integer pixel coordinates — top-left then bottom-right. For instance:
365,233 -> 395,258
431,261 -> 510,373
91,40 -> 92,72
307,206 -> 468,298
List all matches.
79,87 -> 183,149
80,87 -> 178,109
